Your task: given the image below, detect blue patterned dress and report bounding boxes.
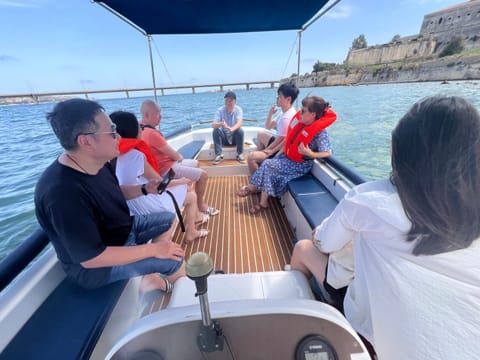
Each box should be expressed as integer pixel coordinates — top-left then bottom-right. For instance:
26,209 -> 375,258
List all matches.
250,130 -> 331,197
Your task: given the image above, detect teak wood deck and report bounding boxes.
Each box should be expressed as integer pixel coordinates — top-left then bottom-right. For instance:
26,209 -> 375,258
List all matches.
145,165 -> 295,313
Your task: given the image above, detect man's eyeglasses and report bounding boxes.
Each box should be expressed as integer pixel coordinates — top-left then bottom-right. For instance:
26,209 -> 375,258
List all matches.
80,124 -> 118,139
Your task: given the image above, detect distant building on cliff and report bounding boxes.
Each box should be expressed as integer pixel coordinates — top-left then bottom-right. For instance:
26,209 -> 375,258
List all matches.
346,0 -> 480,66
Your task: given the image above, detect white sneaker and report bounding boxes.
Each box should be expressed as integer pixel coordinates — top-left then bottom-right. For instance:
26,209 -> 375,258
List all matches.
212,154 -> 223,165
237,154 -> 246,164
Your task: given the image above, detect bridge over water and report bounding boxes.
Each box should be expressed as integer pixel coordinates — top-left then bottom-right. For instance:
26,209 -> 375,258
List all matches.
0,80 -> 280,104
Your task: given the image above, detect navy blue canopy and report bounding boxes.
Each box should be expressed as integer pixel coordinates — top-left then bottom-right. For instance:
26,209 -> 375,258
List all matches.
94,0 -> 331,34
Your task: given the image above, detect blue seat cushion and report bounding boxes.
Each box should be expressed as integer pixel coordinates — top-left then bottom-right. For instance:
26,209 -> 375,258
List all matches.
176,140 -> 205,159
294,192 -> 338,229
287,175 -> 338,229
287,174 -> 328,198
0,279 -> 127,360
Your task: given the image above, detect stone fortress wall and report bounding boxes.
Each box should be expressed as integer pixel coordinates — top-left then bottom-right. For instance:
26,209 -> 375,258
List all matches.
346,0 -> 480,66
345,36 -> 438,66
421,0 -> 480,48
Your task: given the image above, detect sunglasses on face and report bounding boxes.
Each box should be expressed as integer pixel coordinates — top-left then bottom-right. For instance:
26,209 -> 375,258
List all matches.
80,124 -> 118,139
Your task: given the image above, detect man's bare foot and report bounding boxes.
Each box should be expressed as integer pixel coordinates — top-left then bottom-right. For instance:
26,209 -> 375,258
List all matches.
185,229 -> 209,242
140,273 -> 171,293
195,213 -> 209,225
139,262 -> 186,294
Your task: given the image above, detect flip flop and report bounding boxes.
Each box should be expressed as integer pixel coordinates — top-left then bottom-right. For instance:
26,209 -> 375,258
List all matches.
185,229 -> 209,242
237,185 -> 252,197
146,277 -> 173,295
162,277 -> 174,294
248,203 -> 268,215
204,206 -> 220,216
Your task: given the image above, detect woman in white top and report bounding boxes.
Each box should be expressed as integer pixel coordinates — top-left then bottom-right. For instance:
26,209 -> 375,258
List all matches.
111,111 -> 208,242
291,95 -> 480,360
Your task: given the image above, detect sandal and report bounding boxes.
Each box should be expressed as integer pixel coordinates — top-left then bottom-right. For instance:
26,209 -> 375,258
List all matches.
237,185 -> 253,197
204,206 -> 220,216
195,213 -> 210,225
161,277 -> 173,294
248,203 -> 268,215
185,229 -> 209,242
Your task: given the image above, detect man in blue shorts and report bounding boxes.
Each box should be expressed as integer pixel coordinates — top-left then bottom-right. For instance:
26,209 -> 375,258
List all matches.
35,98 -> 185,292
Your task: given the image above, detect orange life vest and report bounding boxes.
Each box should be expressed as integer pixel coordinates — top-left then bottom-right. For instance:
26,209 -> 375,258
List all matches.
284,108 -> 337,162
118,138 -> 160,173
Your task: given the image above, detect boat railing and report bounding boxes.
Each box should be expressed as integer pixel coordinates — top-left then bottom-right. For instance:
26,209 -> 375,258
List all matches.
324,156 -> 368,186
0,228 -> 49,292
163,124 -> 193,139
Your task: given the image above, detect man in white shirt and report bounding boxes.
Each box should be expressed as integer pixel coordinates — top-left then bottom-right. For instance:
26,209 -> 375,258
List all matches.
247,82 -> 299,174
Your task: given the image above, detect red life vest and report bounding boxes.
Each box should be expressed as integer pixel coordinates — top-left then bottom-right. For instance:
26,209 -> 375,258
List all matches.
284,108 -> 337,162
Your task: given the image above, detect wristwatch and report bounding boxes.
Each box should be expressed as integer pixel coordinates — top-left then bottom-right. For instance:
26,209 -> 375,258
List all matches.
141,184 -> 148,196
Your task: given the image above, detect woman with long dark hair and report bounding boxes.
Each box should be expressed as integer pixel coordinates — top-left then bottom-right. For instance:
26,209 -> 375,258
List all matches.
291,95 -> 480,360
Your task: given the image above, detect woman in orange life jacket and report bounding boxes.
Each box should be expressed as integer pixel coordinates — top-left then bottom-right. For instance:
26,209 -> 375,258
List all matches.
241,96 -> 336,214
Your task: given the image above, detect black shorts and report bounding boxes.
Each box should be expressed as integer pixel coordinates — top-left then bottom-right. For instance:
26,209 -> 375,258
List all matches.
323,264 -> 348,313
267,136 -> 276,147
266,136 -> 278,159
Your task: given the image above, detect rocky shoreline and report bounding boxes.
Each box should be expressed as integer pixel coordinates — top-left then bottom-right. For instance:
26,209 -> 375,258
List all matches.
287,54 -> 480,88
0,95 -> 72,106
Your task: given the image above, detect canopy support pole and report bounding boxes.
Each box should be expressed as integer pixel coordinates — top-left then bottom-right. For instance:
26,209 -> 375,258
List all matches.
296,30 -> 302,108
147,35 -> 158,102
294,0 -> 341,107
94,2 -> 159,100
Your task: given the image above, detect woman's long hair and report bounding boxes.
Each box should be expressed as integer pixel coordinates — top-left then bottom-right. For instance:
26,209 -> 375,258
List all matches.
391,95 -> 480,255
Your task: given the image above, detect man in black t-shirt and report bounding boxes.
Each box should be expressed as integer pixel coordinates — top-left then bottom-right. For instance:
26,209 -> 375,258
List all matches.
35,99 -> 185,291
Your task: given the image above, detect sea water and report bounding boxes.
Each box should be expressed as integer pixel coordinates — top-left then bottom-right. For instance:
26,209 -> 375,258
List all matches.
1,81 -> 479,260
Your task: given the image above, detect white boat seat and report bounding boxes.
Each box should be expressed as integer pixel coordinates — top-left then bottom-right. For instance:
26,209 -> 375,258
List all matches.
168,270 -> 314,308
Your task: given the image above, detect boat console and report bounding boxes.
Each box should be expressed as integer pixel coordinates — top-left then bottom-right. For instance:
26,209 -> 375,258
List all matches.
106,253 -> 370,360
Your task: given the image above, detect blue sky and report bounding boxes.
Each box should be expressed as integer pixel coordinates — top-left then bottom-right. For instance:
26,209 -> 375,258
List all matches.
0,0 -> 464,95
